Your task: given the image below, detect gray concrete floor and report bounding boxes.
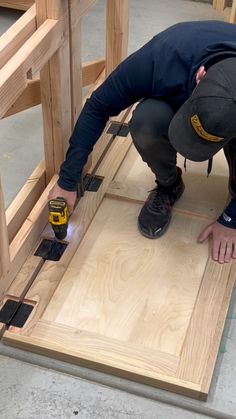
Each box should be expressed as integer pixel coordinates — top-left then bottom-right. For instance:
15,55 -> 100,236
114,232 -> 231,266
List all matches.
0,1 -> 236,418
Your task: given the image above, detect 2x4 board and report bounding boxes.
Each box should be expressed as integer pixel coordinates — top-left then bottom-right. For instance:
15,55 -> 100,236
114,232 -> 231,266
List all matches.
2,126 -> 236,400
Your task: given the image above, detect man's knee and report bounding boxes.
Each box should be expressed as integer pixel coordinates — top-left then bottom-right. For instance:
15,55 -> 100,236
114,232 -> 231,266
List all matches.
129,99 -> 175,150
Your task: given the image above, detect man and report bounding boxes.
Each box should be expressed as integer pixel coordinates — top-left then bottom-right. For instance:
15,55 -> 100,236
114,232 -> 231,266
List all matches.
49,20 -> 236,264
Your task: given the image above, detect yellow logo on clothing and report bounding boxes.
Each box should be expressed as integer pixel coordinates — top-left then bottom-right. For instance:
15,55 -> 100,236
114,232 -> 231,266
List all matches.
191,114 -> 224,143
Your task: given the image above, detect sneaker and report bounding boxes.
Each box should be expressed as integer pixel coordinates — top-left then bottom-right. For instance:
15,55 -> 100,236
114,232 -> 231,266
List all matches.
138,169 -> 185,238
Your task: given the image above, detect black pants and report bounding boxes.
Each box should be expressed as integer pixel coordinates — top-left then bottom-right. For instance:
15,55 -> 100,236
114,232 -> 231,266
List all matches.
129,98 -> 178,187
129,97 -> 236,191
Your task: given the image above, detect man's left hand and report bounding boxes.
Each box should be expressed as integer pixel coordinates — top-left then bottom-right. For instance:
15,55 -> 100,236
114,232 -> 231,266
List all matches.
198,221 -> 236,263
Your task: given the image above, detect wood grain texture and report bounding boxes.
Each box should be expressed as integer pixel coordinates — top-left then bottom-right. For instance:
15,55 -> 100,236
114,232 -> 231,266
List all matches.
42,199 -> 208,356
3,117 -> 235,399
0,0 -> 33,10
82,59 -> 105,87
0,177 -> 10,295
6,161 -> 45,243
3,78 -> 41,118
106,0 -> 130,77
213,0 -> 228,10
0,18 -> 63,118
16,129 -> 132,336
69,0 -> 82,127
107,145 -> 229,220
177,260 -> 235,385
2,176 -> 58,301
2,59 -> 105,119
230,0 -> 236,22
0,5 -> 36,70
2,1 -> 235,401
3,321 -> 202,400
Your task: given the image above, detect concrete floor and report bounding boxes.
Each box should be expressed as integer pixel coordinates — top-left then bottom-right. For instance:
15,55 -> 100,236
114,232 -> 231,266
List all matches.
0,1 -> 236,418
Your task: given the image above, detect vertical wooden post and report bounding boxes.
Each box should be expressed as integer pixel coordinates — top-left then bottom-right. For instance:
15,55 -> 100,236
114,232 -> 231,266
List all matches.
230,0 -> 236,22
213,0 -> 228,11
0,176 -> 10,297
69,0 -> 83,127
35,0 -> 73,183
106,0 -> 130,77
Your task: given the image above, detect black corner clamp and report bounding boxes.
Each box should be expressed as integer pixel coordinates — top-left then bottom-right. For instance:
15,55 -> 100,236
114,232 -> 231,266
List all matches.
0,299 -> 34,328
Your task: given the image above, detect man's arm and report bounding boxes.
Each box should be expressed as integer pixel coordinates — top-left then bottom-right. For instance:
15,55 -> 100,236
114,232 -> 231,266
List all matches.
57,39 -> 156,193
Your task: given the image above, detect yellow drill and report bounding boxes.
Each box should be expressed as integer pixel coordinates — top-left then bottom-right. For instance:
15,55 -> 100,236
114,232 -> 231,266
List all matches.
48,197 -> 70,240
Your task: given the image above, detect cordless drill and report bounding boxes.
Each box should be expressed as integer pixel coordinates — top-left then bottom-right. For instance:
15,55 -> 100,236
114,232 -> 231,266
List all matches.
48,197 -> 69,240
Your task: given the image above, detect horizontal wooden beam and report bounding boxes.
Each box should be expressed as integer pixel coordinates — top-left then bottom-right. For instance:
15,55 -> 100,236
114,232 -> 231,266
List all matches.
0,5 -> 36,70
0,0 -> 33,10
2,59 -> 105,119
82,59 -> 105,87
4,78 -> 41,118
0,18 -> 64,118
6,161 -> 45,243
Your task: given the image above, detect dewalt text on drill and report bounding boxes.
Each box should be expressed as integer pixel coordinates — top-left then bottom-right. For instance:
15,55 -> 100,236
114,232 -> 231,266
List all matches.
48,197 -> 70,240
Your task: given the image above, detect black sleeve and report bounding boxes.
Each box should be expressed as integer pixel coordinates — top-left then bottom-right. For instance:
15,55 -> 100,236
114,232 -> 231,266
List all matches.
58,39 -> 156,191
217,197 -> 236,229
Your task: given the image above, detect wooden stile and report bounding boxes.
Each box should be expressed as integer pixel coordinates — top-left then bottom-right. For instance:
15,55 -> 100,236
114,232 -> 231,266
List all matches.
0,177 -> 10,294
106,0 -> 130,77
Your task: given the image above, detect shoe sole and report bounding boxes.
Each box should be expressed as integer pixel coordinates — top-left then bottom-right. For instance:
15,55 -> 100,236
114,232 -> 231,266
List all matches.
137,183 -> 185,239
137,215 -> 171,239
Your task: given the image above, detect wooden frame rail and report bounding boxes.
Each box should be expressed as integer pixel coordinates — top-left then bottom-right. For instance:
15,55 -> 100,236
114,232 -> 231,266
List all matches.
0,1 -> 33,11
0,0 -> 130,301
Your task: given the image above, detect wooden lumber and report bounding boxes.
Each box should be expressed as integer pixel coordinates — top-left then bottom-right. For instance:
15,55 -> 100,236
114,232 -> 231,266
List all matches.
6,161 -> 45,243
36,0 -> 72,182
2,106 -> 133,317
213,0 -> 228,10
3,136 -> 235,400
0,177 -> 10,295
106,0 -> 130,77
0,5 -> 36,70
0,1 -> 33,11
68,0 -> 83,127
230,0 -> 236,22
3,78 -> 41,118
2,60 -> 105,120
106,147 -> 229,220
82,59 -> 105,87
1,176 -> 58,302
0,18 -> 64,118
3,322 -> 202,400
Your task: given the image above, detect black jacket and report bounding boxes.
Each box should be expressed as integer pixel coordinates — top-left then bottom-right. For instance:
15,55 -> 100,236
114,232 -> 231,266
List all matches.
58,20 -> 236,228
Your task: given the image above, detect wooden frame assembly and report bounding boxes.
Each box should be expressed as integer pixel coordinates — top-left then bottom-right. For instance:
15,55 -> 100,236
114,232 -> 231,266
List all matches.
0,0 -> 236,402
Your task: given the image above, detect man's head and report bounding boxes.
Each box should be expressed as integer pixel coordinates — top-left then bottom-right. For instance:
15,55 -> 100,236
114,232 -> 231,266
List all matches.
168,57 -> 236,161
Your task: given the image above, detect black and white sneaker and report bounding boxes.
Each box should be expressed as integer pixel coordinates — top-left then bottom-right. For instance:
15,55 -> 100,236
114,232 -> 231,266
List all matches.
138,168 -> 185,238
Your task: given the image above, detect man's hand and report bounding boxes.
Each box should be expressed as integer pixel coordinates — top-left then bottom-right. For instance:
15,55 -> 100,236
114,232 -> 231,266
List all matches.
198,221 -> 236,263
48,183 -> 77,215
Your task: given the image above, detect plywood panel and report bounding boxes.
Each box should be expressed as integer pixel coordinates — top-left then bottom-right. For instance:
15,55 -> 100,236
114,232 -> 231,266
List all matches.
42,199 -> 208,356
2,123 -> 235,399
3,131 -> 236,399
107,146 -> 229,220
